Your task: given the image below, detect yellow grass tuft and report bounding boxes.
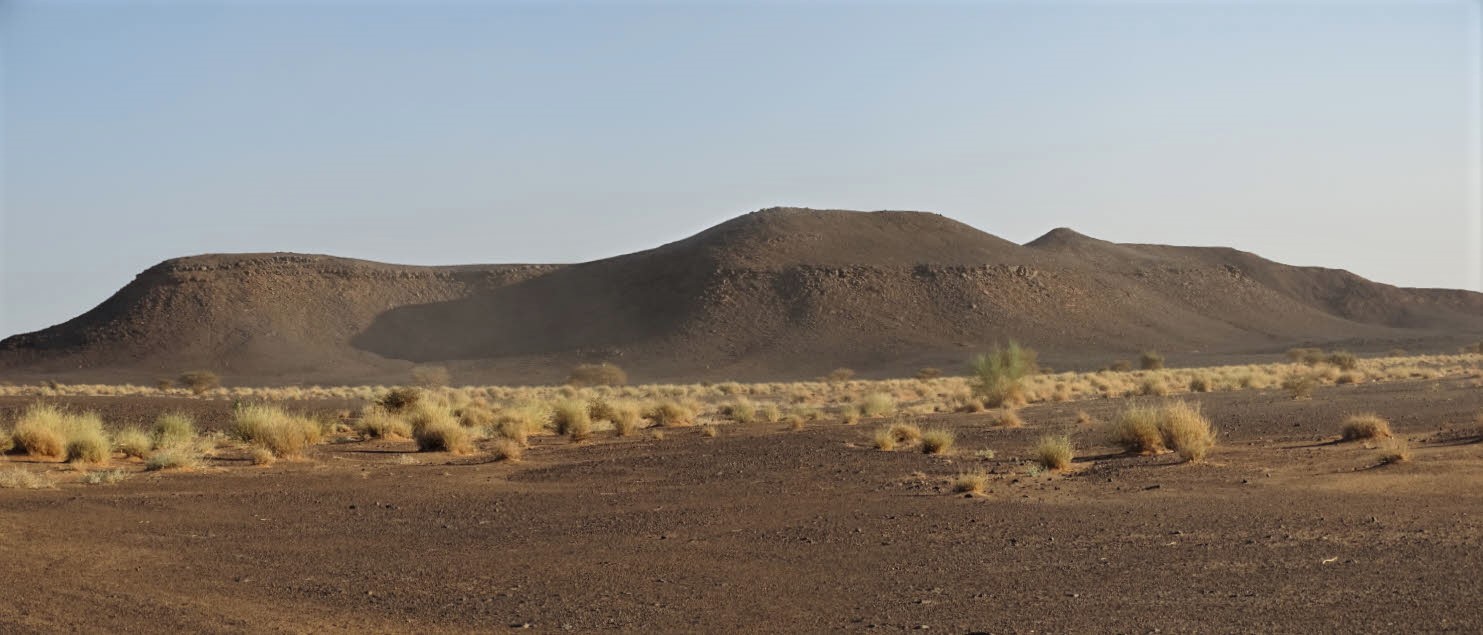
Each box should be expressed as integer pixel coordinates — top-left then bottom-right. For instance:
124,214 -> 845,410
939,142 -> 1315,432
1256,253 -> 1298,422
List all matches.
952,470 -> 988,494
872,427 -> 898,450
551,399 -> 593,441
1032,435 -> 1074,471
920,429 -> 955,455
115,427 -> 153,460
151,412 -> 196,448
860,392 -> 896,418
232,404 -> 325,458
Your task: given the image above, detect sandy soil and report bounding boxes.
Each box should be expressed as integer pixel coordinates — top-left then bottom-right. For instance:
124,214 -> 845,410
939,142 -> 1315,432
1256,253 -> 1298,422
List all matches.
2,379 -> 1481,633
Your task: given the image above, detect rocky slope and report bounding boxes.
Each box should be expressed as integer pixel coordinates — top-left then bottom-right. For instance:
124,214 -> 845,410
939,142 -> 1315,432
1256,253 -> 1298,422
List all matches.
3,208 -> 1478,384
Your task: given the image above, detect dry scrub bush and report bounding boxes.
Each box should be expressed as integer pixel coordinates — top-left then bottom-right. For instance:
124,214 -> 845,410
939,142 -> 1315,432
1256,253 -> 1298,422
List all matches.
249,447 -> 277,466
1326,351 -> 1358,371
232,404 -> 324,458
916,367 -> 943,380
152,413 -> 196,448
920,429 -> 955,455
647,400 -> 696,427
568,363 -> 628,387
496,404 -> 545,443
887,422 -> 922,445
952,470 -> 988,494
971,341 -> 1037,408
410,406 -> 474,454
178,370 -> 220,395
1341,414 -> 1392,441
457,403 -> 496,428
827,368 -> 856,383
551,399 -> 593,441
115,427 -> 153,460
787,414 -> 806,431
377,387 -> 423,413
13,405 -> 106,459
701,425 -> 719,438
860,392 -> 896,418
1188,375 -> 1212,393
1033,435 -> 1074,471
1140,351 -> 1165,370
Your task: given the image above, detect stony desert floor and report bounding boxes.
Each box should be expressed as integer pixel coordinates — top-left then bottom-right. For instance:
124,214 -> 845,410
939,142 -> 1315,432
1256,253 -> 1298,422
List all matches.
2,378 -> 1482,633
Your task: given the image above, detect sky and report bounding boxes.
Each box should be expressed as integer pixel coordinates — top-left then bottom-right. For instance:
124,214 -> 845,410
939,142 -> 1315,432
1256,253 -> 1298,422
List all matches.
1,1 -> 1479,338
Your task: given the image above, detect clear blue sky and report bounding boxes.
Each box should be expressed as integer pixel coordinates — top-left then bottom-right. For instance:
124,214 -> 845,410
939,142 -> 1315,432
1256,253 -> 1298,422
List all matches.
2,1 -> 1479,338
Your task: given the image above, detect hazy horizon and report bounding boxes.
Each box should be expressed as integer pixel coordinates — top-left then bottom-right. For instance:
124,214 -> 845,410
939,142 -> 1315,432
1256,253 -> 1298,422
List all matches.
3,1 -> 1480,338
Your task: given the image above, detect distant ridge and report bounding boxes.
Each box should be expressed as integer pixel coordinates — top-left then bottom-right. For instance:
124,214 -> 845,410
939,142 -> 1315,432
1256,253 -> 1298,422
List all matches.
3,207 -> 1479,384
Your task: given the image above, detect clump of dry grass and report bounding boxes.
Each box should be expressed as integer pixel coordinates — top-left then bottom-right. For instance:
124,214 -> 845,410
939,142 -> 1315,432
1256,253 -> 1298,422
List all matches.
1136,376 -> 1170,397
994,409 -> 1024,428
920,429 -> 955,455
232,404 -> 324,458
1140,351 -> 1165,370
839,404 -> 862,425
887,422 -> 922,445
13,405 -> 108,460
1105,401 -> 1216,462
1158,401 -> 1217,462
246,447 -> 275,466
872,427 -> 898,450
1032,435 -> 1073,471
1282,373 -> 1318,399
759,403 -> 783,423
152,412 -> 196,448
1378,438 -> 1411,464
115,427 -> 153,460
357,407 -> 412,439
1341,413 -> 1392,441
860,392 -> 896,419
550,399 -> 593,441
82,469 -> 130,485
722,398 -> 757,424
952,470 -> 988,494
490,438 -> 523,461
701,425 -> 719,438
456,403 -> 496,428
647,400 -> 696,427
1076,410 -> 1095,426
604,400 -> 644,436
0,468 -> 55,489
1188,375 -> 1212,393
786,414 -> 806,431
410,406 -> 474,454
146,447 -> 202,471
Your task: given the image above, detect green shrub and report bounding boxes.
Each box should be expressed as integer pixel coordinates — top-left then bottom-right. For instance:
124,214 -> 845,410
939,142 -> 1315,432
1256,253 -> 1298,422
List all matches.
970,341 -> 1038,407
